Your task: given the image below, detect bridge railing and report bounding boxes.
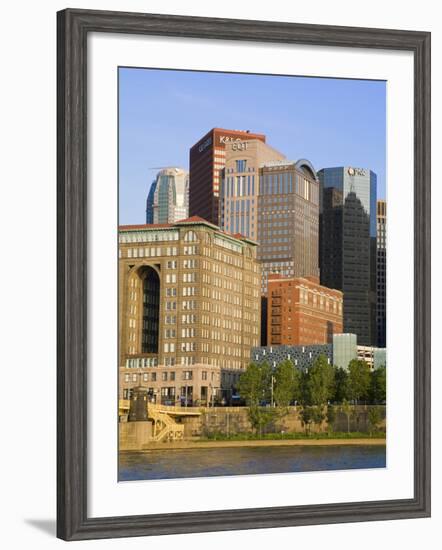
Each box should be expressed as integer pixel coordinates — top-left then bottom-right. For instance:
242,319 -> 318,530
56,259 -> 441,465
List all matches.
149,403 -> 202,415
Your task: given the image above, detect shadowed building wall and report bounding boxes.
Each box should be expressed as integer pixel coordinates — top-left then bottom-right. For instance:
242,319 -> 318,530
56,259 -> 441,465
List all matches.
376,199 -> 387,347
319,167 -> 377,346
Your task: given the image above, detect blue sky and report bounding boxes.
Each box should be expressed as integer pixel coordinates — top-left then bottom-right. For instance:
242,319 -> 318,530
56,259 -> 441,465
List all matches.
119,68 -> 386,225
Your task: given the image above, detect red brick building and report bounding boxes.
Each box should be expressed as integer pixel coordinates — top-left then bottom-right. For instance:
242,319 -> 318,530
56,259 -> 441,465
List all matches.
267,274 -> 343,346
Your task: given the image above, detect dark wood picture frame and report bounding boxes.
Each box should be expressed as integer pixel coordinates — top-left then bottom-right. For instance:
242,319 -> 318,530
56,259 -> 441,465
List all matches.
57,8 -> 431,541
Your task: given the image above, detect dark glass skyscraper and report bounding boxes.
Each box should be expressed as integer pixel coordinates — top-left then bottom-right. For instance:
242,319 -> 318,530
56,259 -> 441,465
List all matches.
376,200 -> 387,347
318,167 -> 377,346
145,179 -> 157,224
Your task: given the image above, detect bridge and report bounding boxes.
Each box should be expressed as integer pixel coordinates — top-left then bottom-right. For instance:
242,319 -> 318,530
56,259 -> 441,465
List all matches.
119,400 -> 202,442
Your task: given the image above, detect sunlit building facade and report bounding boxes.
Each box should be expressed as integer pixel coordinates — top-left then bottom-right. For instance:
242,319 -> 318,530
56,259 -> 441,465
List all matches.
258,159 -> 320,295
220,139 -> 286,241
189,128 -> 266,225
267,274 -> 343,346
118,217 -> 261,404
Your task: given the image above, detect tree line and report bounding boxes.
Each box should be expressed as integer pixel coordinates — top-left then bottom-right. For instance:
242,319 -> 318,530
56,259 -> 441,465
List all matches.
237,355 -> 386,435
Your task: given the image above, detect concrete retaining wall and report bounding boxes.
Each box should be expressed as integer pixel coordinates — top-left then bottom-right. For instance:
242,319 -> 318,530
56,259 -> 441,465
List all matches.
119,421 -> 153,451
119,406 -> 386,450
180,405 -> 386,438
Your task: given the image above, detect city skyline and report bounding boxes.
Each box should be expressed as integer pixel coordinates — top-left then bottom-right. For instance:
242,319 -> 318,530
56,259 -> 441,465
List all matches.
119,68 -> 386,225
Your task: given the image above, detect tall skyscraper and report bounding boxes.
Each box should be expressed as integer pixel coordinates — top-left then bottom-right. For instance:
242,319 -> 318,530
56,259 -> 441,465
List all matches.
257,159 -> 320,295
376,199 -> 387,347
189,128 -> 266,225
220,139 -> 286,241
146,168 -> 189,224
145,178 -> 157,223
318,166 -> 377,346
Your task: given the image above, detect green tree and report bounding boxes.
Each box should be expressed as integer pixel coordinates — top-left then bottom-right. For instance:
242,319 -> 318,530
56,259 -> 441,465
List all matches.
273,360 -> 301,409
326,405 -> 337,434
300,355 -> 335,432
369,366 -> 386,403
299,406 -> 314,435
333,366 -> 350,403
367,406 -> 382,435
248,406 -> 278,437
302,355 -> 335,407
238,362 -> 275,435
347,359 -> 371,404
340,398 -> 353,433
238,362 -> 272,407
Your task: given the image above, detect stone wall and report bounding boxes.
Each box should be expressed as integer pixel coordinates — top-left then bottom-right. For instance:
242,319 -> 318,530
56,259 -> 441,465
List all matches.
118,406 -> 386,449
182,405 -> 386,437
119,420 -> 153,451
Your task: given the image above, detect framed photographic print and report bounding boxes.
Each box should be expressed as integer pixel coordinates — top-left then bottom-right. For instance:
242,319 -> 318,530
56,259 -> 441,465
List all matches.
57,8 -> 431,541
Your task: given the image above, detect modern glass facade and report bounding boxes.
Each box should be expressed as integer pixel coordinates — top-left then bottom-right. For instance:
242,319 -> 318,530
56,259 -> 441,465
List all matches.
376,200 -> 387,347
319,167 -> 377,345
252,333 -> 385,372
252,344 -> 332,371
145,179 -> 157,223
148,168 -> 189,224
332,333 -> 357,370
373,347 -> 386,369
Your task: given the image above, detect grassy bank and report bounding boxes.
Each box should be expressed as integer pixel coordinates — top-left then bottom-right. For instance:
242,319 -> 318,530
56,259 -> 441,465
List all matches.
202,431 -> 386,442
140,436 -> 386,451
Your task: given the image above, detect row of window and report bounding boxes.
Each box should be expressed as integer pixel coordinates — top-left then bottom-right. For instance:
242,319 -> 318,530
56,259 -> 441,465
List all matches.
119,230 -> 179,244
124,369 -> 209,383
164,328 -> 197,339
223,175 -> 256,198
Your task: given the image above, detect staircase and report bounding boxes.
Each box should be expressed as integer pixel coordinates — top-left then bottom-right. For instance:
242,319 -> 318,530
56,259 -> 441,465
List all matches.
148,404 -> 185,442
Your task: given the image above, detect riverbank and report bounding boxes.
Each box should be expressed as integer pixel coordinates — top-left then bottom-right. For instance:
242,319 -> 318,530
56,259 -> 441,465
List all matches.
138,437 -> 385,451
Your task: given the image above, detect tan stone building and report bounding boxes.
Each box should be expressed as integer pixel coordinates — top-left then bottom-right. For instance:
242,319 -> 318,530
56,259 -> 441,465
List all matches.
118,216 -> 261,405
220,139 -> 286,242
258,159 -> 320,295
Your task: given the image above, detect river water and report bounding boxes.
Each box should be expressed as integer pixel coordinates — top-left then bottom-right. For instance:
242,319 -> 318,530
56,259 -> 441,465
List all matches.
119,444 -> 386,481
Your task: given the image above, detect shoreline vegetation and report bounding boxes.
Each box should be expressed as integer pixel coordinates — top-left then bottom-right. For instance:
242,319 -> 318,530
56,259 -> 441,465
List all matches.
133,434 -> 386,453
234,356 -> 386,438
133,432 -> 386,452
202,431 -> 386,441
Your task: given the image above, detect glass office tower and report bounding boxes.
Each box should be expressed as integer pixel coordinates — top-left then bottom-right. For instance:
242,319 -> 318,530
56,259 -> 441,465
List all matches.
145,178 -> 157,223
376,200 -> 387,347
146,168 -> 189,224
332,333 -> 357,370
318,167 -> 377,346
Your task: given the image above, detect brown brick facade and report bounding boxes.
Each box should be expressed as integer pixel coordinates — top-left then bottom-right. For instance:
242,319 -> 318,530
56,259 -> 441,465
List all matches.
267,274 -> 343,346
